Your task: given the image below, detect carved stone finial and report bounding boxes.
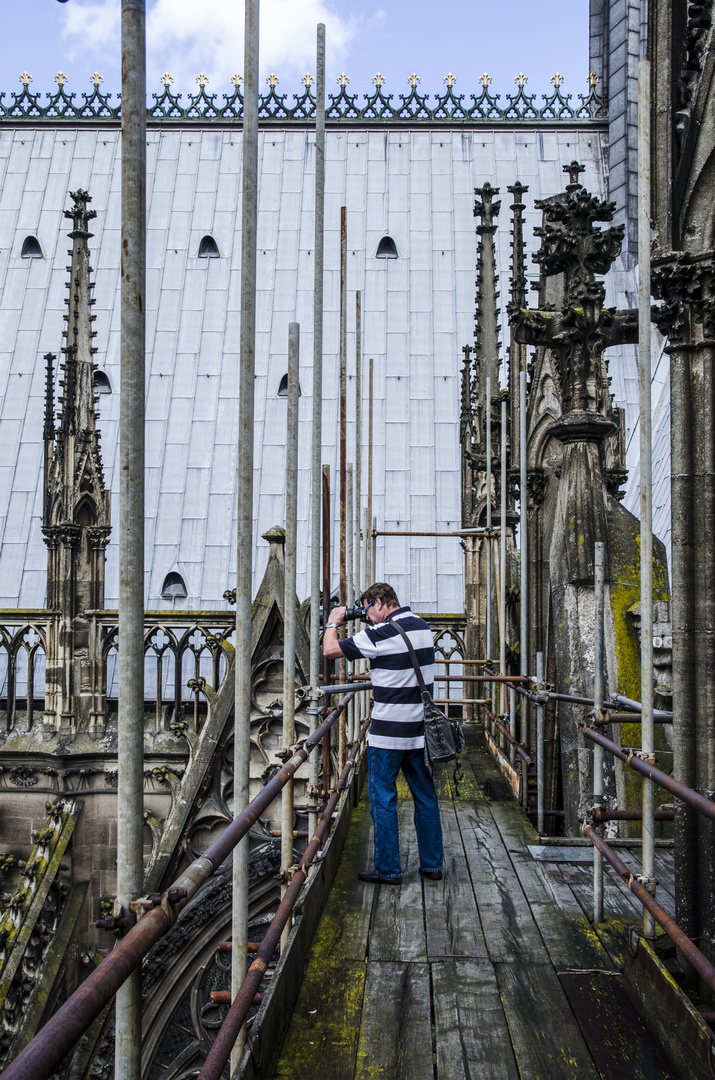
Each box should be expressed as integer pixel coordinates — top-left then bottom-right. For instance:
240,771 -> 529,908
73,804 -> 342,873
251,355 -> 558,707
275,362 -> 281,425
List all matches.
64,188 -> 97,238
479,72 -> 492,88
551,73 -> 564,88
302,72 -> 314,87
266,73 -> 279,89
232,73 -> 243,87
372,72 -> 385,88
337,73 -> 350,87
474,181 -> 501,232
161,72 -> 174,87
54,72 -> 68,87
408,73 -> 421,89
196,73 -> 209,88
514,73 -> 528,89
90,73 -> 103,88
44,353 -> 55,443
443,73 -> 456,88
587,72 -> 601,88
19,72 -> 32,87
563,160 -> 586,187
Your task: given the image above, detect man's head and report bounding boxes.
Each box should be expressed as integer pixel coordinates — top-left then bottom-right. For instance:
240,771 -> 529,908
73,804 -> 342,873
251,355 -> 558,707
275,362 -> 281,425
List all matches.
359,582 -> 400,625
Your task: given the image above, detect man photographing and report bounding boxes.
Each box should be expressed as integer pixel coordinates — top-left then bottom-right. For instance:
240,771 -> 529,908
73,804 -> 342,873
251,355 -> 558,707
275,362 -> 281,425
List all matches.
324,582 -> 444,884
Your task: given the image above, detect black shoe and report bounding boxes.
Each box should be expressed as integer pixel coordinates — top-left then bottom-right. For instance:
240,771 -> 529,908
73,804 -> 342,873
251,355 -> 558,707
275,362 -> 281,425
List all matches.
420,869 -> 443,881
358,871 -> 402,884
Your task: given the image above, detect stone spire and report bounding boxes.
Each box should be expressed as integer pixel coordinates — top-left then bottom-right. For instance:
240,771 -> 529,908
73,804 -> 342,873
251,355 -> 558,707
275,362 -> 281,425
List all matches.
42,189 -> 111,737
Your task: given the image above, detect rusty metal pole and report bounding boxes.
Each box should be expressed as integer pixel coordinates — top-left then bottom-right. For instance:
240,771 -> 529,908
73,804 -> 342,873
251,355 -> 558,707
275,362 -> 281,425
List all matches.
231,0 -> 260,1067
281,323 -> 299,949
639,57 -> 656,940
519,370 -> 528,749
338,207 -> 348,769
499,400 -> 507,721
308,22 -> 326,837
322,465 -> 331,793
346,462 -> 354,740
355,292 -> 363,728
593,541 -> 605,924
116,3 -> 146,1076
485,377 -> 493,729
536,651 -> 545,834
367,356 -> 374,582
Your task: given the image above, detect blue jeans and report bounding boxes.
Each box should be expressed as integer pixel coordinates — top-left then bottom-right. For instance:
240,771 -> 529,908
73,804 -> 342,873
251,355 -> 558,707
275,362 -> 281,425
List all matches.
367,746 -> 443,878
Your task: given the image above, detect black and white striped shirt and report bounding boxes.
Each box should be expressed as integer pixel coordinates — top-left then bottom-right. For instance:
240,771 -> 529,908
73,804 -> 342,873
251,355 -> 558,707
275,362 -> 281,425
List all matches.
340,607 -> 434,750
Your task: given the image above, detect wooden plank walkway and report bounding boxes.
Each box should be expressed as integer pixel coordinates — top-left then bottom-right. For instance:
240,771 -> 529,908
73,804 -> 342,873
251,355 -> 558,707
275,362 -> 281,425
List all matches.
272,732 -> 676,1080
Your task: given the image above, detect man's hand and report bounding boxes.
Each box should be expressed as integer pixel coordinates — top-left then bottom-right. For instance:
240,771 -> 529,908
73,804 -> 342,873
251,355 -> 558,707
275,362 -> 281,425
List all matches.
323,606 -> 346,659
328,606 -> 346,627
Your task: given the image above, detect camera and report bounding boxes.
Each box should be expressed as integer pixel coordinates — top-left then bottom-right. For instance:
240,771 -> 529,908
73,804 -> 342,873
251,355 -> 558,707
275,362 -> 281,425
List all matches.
343,606 -> 366,622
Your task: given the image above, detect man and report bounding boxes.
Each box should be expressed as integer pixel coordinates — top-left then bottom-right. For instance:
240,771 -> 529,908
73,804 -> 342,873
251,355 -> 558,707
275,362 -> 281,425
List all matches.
324,582 -> 444,884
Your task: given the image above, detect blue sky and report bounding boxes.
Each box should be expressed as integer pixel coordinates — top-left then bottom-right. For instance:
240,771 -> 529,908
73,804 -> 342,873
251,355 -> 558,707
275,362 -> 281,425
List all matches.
2,1 -> 589,106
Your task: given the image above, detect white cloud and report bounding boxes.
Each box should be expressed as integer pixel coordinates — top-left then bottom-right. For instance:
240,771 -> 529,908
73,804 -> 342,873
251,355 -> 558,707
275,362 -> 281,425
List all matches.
63,0 -> 358,94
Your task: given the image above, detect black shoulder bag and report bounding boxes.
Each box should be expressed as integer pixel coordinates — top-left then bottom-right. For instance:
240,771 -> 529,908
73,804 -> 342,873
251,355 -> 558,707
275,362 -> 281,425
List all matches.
392,621 -> 465,775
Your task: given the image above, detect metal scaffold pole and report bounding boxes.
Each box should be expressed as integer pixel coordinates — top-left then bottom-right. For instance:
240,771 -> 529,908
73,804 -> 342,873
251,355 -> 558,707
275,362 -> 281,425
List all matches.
500,399 -> 507,719
308,22 -> 325,836
367,356 -> 374,582
593,541 -> 605,924
339,206 -> 348,769
638,57 -> 656,939
486,377 -> 493,724
116,1 -> 146,1075
232,0 -> 260,1067
519,370 -> 528,751
281,323 -> 300,949
536,651 -> 545,836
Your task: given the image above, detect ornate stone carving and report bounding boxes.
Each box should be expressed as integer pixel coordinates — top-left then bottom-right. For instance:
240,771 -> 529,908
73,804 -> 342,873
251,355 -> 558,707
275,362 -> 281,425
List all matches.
651,251 -> 715,344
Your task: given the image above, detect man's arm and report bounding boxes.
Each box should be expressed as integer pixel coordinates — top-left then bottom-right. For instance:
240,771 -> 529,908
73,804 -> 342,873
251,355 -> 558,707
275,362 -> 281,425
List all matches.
323,605 -> 347,660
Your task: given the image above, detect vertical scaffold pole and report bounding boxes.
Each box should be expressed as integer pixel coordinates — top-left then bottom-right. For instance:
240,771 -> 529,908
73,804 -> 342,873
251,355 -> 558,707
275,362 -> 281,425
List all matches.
346,462 -> 354,739
356,291 -> 362,595
593,541 -> 605,925
536,651 -> 545,836
339,207 -> 348,769
308,23 -> 325,836
232,0 -> 259,1067
638,57 -> 656,939
519,370 -> 528,750
281,324 -> 300,948
367,357 -> 374,583
322,465 -> 332,793
500,400 -> 507,720
485,377 -> 493,726
116,2 -> 145,1076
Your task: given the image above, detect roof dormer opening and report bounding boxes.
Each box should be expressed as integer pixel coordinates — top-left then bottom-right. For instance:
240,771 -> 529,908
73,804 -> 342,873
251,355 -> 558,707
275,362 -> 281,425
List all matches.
376,235 -> 398,259
21,235 -> 43,258
93,370 -> 112,395
198,234 -> 220,258
161,572 -> 187,600
277,373 -> 302,397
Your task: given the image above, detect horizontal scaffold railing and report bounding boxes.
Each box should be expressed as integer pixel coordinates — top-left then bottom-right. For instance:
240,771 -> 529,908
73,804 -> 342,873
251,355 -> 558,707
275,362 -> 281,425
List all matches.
2,688 -> 366,1080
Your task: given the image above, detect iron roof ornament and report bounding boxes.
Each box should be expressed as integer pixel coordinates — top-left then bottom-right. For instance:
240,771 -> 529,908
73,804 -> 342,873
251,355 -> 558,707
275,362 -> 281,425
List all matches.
0,72 -> 608,125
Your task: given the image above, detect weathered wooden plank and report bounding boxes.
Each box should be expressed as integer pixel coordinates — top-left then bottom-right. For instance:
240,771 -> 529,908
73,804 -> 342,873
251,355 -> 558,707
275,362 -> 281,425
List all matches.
424,801 -> 488,959
455,800 -> 550,964
495,959 -> 600,1080
489,800 -> 615,970
623,933 -> 714,1080
272,960 -> 366,1080
354,962 -> 432,1080
448,749 -> 486,803
369,805 -> 426,961
558,971 -> 676,1080
432,959 -> 519,1080
309,794 -> 375,962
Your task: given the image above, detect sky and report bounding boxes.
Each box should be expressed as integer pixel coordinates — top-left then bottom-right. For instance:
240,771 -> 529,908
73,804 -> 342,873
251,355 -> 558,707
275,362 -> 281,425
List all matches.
2,1 -> 590,109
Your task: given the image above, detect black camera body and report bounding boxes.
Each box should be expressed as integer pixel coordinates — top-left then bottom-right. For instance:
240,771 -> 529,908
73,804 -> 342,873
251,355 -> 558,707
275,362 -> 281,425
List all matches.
343,606 -> 366,622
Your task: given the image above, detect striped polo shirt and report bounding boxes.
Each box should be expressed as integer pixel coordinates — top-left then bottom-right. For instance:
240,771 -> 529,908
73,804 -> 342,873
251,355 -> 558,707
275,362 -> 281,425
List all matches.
339,607 -> 435,750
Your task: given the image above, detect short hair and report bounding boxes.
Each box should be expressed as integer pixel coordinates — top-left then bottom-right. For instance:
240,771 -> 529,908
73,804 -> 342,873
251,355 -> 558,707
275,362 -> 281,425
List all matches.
359,582 -> 400,609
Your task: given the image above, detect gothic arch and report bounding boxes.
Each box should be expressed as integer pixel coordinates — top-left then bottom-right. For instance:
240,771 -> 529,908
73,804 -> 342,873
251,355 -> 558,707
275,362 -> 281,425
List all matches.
74,497 -> 96,527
